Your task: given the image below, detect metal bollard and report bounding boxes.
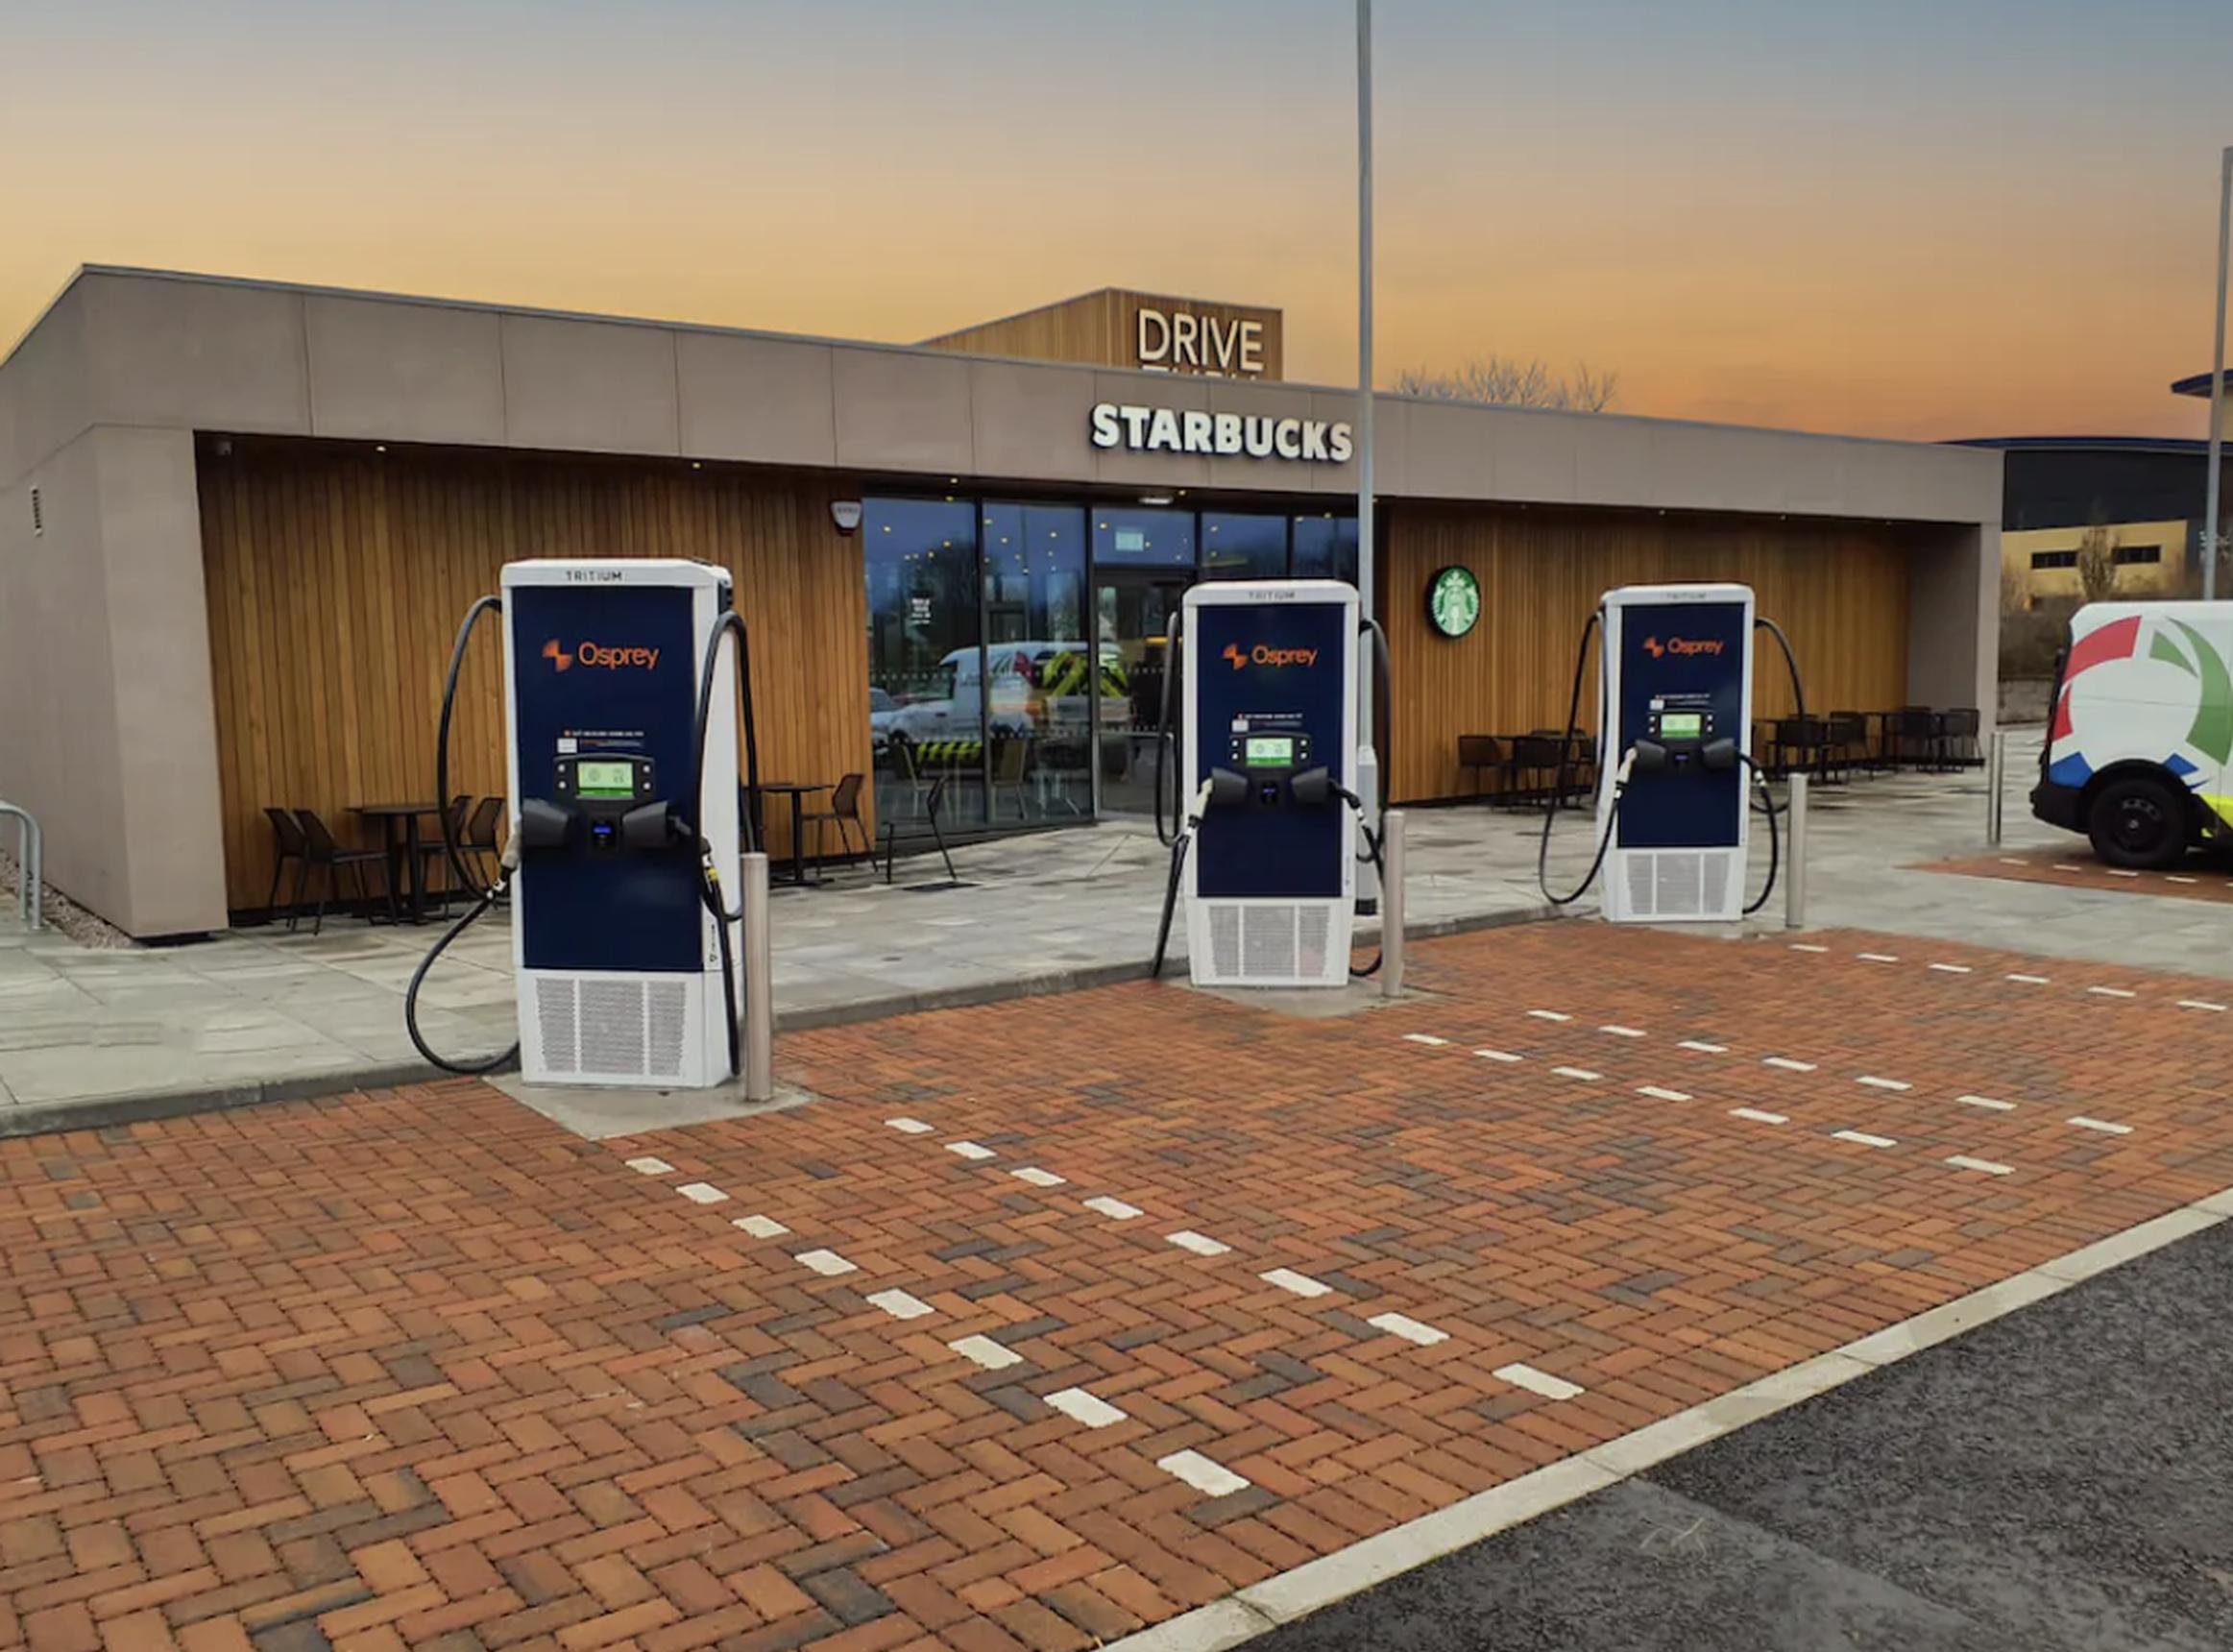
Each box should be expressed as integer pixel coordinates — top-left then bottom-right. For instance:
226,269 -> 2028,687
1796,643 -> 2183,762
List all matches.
1985,730 -> 2007,846
0,802 -> 40,932
741,851 -> 774,1102
1784,774 -> 1808,932
1380,809 -> 1406,997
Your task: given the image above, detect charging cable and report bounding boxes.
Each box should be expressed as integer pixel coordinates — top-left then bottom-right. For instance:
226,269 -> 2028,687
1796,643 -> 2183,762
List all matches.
1150,777 -> 1214,979
1538,747 -> 1637,907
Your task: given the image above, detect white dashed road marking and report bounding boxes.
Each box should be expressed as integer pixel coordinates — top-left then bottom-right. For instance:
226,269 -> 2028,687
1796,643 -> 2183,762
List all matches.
865,1289 -> 934,1321
676,1182 -> 728,1204
1168,1230 -> 1232,1256
1788,943 -> 1831,953
1832,1130 -> 1897,1149
1551,1066 -> 1603,1081
1475,1049 -> 1524,1063
2069,1116 -> 2133,1135
1678,1040 -> 1729,1054
2108,869 -> 2141,879
1637,1085 -> 1691,1102
1928,962 -> 1973,974
2051,863 -> 2083,872
1730,1107 -> 1787,1125
733,1215 -> 789,1239
1157,1449 -> 1250,1497
1945,1155 -> 2013,1177
1368,1312 -> 1449,1347
2180,1000 -> 2228,1012
1527,1009 -> 1572,1023
1763,1057 -> 1817,1073
1010,1167 -> 1066,1188
1083,1196 -> 1143,1221
1858,953 -> 1899,963
2005,974 -> 2051,985
1046,1389 -> 1128,1428
1954,1094 -> 2018,1112
624,1157 -> 674,1176
885,1117 -> 934,1134
1598,1025 -> 1647,1038
794,1250 -> 858,1276
1495,1362 -> 1586,1401
1403,1033 -> 1450,1047
2086,986 -> 2137,999
948,1335 -> 1022,1371
2168,874 -> 2198,885
1261,1268 -> 1333,1299
1856,1076 -> 1910,1092
945,1141 -> 997,1160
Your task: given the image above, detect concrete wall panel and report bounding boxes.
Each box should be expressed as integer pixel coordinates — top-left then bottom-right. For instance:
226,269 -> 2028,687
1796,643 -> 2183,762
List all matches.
501,314 -> 679,456
77,272 -> 310,436
678,333 -> 838,468
0,283 -> 90,485
307,296 -> 505,447
969,360 -> 1098,485
1907,522 -> 1999,728
832,348 -> 974,474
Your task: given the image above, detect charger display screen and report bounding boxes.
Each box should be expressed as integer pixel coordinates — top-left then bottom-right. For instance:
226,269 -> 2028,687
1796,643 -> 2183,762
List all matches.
575,760 -> 637,798
1243,736 -> 1296,767
1658,712 -> 1704,741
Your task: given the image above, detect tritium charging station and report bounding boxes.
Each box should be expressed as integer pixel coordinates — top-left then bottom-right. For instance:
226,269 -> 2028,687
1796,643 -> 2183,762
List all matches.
498,560 -> 741,1085
1180,579 -> 1360,986
1595,582 -> 1755,922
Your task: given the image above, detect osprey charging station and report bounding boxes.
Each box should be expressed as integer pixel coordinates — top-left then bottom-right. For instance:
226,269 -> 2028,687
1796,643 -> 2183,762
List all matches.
407,558 -> 765,1089
1595,583 -> 1755,922
1166,579 -> 1365,988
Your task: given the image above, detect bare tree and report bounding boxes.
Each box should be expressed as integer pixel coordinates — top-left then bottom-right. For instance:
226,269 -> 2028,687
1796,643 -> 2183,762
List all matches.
1394,356 -> 1620,413
2075,523 -> 2120,605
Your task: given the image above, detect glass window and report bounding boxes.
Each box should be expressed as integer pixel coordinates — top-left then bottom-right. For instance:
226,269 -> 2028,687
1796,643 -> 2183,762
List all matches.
864,498 -> 983,827
981,504 -> 1092,821
1201,513 -> 1288,581
1293,515 -> 1359,586
2029,549 -> 2077,571
1093,507 -> 1196,569
2114,544 -> 2161,565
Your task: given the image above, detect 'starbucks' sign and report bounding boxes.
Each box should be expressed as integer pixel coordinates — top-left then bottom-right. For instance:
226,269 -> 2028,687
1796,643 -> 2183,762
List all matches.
1427,566 -> 1481,638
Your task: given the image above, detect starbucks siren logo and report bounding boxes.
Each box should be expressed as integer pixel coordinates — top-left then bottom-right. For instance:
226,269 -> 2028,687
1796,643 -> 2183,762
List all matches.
1427,566 -> 1481,638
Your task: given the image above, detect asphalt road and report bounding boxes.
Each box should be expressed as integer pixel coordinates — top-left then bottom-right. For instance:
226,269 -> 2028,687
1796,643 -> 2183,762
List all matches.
1252,1222 -> 2233,1652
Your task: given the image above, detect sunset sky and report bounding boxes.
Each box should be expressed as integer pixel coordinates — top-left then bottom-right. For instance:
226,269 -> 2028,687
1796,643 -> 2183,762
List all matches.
3,0 -> 2228,441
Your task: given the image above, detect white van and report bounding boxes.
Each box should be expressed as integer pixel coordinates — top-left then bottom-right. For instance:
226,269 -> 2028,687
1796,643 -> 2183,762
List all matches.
881,642 -> 1125,742
2032,600 -> 2233,866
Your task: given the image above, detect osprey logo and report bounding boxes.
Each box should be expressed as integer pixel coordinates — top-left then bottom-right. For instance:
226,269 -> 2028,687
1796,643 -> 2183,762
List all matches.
1642,635 -> 1722,659
1223,642 -> 1320,670
543,639 -> 573,672
544,638 -> 661,671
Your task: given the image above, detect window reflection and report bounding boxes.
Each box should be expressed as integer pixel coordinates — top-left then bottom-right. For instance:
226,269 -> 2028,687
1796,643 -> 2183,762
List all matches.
981,504 -> 1093,821
864,498 -> 983,828
1293,514 -> 1360,587
1201,513 -> 1287,581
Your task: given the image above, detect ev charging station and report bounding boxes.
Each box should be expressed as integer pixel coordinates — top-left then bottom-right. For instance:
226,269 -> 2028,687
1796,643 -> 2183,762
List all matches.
408,558 -> 765,1089
1155,578 -> 1372,989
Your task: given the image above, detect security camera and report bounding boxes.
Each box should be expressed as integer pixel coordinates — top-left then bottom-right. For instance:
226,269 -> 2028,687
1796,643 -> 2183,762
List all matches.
830,499 -> 863,535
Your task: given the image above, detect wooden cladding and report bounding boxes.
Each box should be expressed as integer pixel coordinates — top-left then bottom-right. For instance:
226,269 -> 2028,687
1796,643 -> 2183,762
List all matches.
197,440 -> 871,915
1378,503 -> 1915,805
920,288 -> 1283,380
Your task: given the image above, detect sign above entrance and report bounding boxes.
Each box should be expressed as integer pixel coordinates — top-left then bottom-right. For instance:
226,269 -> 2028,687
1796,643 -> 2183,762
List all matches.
1137,305 -> 1268,377
1090,403 -> 1353,464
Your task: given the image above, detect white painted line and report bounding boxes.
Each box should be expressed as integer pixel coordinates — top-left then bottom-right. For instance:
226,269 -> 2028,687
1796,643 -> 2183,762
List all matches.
1954,1093 -> 2018,1112
2179,1000 -> 2229,1012
1494,1362 -> 1586,1401
865,1288 -> 934,1321
1046,1388 -> 1128,1428
1944,1155 -> 2013,1177
1010,1167 -> 1066,1188
1787,942 -> 1831,953
945,1140 -> 997,1160
2086,985 -> 2138,999
1762,1057 -> 1816,1073
794,1250 -> 857,1277
2068,1116 -> 2133,1135
1168,1230 -> 1232,1256
1677,1039 -> 1729,1054
1551,1066 -> 1603,1081
1857,953 -> 1900,963
1403,1033 -> 1450,1047
1730,1107 -> 1788,1125
1526,1009 -> 1572,1022
1928,962 -> 1974,974
1368,1312 -> 1448,1347
1996,858 -> 2026,865
2167,874 -> 2199,885
1637,1085 -> 1691,1103
624,1157 -> 674,1176
1261,1268 -> 1332,1299
885,1117 -> 934,1134
2005,973 -> 2051,984
1157,1449 -> 1251,1497
1597,1025 -> 1647,1038
733,1215 -> 789,1239
947,1334 -> 1022,1371
676,1182 -> 728,1205
2051,862 -> 2083,872
1832,1130 -> 1897,1149
2108,868 -> 2141,879
1475,1049 -> 1524,1063
1083,1196 -> 1143,1221
1856,1076 -> 1910,1092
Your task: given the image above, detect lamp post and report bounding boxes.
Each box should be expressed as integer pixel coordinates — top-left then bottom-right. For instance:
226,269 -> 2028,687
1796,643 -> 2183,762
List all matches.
2207,145 -> 2230,600
1353,0 -> 1383,910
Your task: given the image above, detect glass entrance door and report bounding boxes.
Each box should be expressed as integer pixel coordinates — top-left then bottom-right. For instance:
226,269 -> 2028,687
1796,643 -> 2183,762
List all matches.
1095,571 -> 1191,816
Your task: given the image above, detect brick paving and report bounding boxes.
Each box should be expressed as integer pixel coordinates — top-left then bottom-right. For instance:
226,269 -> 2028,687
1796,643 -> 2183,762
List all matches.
1918,842 -> 2233,905
8,921 -> 2233,1652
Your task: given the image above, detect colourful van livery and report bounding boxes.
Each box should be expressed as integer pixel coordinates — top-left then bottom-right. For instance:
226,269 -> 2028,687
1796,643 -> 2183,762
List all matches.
2031,600 -> 2233,866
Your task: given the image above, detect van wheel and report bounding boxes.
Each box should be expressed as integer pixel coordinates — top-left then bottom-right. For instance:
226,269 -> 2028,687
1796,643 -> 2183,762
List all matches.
2086,774 -> 2187,870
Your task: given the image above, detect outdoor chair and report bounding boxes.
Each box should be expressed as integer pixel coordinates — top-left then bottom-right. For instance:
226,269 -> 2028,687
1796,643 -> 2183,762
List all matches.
1769,717 -> 1831,780
989,738 -> 1032,822
261,806 -> 308,923
1510,735 -> 1565,806
1887,707 -> 1939,770
880,775 -> 959,886
1825,713 -> 1870,781
1457,735 -> 1504,802
412,794 -> 472,912
460,796 -> 504,889
1940,707 -> 1982,767
802,773 -> 871,868
290,809 -> 390,935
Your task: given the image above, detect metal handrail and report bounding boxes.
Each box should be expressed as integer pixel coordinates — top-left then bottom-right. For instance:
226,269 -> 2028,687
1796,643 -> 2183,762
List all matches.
0,801 -> 41,931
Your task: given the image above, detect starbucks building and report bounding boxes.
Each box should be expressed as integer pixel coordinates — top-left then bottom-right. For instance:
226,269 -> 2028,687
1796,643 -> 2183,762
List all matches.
0,268 -> 2002,937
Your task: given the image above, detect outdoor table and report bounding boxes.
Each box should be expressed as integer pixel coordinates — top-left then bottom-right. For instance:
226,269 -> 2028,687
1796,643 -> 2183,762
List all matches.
352,802 -> 444,924
757,782 -> 831,886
